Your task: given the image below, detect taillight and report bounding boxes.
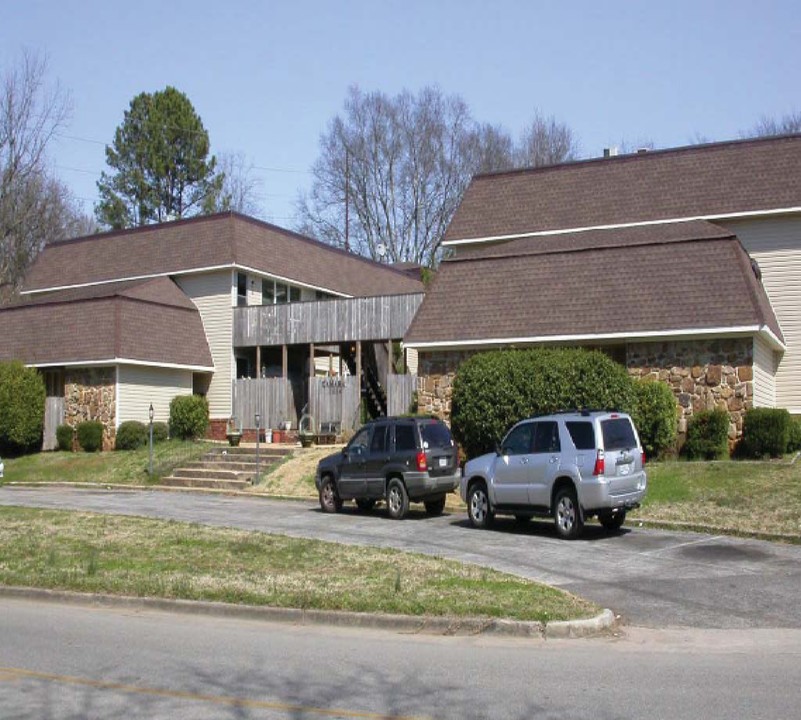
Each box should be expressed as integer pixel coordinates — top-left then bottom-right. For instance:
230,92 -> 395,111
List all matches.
416,451 -> 428,472
641,450 -> 647,466
593,449 -> 605,476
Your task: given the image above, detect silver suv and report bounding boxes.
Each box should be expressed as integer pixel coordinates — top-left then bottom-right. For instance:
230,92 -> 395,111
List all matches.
460,410 -> 647,539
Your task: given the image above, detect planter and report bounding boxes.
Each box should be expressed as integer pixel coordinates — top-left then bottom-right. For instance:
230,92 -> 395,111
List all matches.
272,429 -> 284,443
226,433 -> 242,447
299,434 -> 314,448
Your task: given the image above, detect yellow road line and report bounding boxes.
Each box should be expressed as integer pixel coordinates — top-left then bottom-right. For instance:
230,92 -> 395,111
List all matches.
0,666 -> 430,719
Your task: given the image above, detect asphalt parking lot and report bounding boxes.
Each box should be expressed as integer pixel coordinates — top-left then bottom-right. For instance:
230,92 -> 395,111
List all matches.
2,486 -> 800,629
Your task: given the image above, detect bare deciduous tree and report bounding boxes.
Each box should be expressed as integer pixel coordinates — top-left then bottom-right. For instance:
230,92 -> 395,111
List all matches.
745,111 -> 801,137
516,112 -> 579,167
215,151 -> 264,218
1,50 -> 88,296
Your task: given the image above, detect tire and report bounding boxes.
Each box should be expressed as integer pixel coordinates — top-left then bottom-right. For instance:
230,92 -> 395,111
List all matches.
599,509 -> 627,533
355,498 -> 376,512
386,478 -> 409,520
424,496 -> 446,516
319,476 -> 343,513
553,486 -> 583,540
467,481 -> 494,529
514,514 -> 533,524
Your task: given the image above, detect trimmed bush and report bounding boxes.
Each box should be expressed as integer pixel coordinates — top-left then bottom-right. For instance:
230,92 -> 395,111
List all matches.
77,421 -> 105,453
451,348 -> 636,458
115,421 -> 148,450
152,421 -> 169,443
169,395 -> 209,440
683,409 -> 730,460
788,418 -> 801,454
56,424 -> 74,452
0,360 -> 46,453
741,408 -> 791,458
631,379 -> 678,458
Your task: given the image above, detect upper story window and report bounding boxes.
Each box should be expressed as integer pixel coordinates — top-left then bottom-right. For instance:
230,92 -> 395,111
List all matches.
262,279 -> 302,305
237,272 -> 248,307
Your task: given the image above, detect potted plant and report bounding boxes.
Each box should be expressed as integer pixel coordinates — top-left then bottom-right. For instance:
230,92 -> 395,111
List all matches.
225,416 -> 242,446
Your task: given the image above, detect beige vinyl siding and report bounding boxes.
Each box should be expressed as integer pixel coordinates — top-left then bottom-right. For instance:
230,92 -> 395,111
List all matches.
753,336 -> 777,408
724,215 -> 801,412
176,271 -> 233,419
117,365 -> 192,426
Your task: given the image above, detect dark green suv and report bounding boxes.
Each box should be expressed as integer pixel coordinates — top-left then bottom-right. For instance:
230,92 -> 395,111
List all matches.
315,416 -> 460,519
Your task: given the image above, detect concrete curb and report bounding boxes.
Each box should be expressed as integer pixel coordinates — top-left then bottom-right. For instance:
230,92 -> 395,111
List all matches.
0,586 -> 615,639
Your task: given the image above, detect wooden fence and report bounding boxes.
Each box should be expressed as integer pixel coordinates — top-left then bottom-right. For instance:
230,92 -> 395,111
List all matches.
308,377 -> 360,433
232,378 -> 296,430
387,374 -> 417,416
42,396 -> 65,451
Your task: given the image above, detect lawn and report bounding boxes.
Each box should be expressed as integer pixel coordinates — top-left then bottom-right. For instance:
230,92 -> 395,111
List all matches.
0,506 -> 598,623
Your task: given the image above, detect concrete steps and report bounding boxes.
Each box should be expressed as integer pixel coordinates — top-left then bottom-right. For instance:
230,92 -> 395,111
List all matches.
160,445 -> 293,490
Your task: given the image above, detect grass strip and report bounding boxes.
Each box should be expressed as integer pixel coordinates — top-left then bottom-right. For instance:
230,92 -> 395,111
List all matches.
0,506 -> 598,623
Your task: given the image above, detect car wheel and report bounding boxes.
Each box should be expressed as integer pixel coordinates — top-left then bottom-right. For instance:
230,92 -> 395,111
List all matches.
553,486 -> 583,539
386,478 -> 409,520
514,514 -> 533,524
424,496 -> 446,516
598,509 -> 627,532
355,498 -> 376,512
467,481 -> 494,529
319,476 -> 343,513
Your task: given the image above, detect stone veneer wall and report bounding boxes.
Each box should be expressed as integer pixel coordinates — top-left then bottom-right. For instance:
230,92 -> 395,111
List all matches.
626,338 -> 753,444
64,367 -> 116,450
417,338 -> 755,445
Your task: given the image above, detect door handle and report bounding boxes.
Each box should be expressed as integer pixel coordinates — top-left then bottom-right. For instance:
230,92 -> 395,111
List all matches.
519,457 -> 529,464
549,456 -> 558,464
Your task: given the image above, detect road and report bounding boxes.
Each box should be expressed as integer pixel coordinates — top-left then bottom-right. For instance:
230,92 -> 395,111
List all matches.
2,597 -> 801,720
2,486 -> 800,628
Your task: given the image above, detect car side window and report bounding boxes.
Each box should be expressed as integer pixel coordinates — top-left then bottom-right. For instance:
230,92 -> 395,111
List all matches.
501,423 -> 534,456
348,427 -> 371,457
566,421 -> 595,450
370,424 -> 389,453
532,421 -> 560,453
394,423 -> 417,452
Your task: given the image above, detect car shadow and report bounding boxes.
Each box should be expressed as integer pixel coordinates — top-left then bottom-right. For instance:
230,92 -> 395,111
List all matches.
447,514 -> 630,541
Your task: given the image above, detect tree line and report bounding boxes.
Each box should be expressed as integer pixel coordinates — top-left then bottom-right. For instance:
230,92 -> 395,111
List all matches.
2,49 -> 799,298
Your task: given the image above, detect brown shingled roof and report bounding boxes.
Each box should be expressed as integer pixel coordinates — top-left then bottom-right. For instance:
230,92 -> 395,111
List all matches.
0,277 -> 213,368
405,223 -> 783,346
22,212 -> 424,297
444,135 -> 801,243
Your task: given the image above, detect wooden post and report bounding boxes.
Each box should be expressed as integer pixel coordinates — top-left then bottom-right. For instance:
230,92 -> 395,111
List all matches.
356,340 -> 362,418
256,345 -> 261,377
309,343 -> 315,378
282,345 -> 288,379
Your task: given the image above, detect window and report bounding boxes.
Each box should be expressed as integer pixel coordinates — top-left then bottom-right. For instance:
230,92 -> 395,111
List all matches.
566,422 -> 595,450
275,283 -> 288,304
370,424 -> 389,453
262,279 -> 302,305
348,427 -> 371,455
502,423 -> 534,456
289,286 -> 301,302
395,423 -> 417,452
262,280 -> 274,305
237,273 -> 248,307
532,422 -> 560,453
601,418 -> 638,450
420,420 -> 453,449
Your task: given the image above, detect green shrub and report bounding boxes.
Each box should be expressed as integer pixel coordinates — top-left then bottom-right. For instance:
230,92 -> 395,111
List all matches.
152,421 -> 169,443
169,395 -> 209,440
0,360 -> 46,453
631,379 -> 678,458
683,409 -> 730,460
787,418 -> 801,453
77,421 -> 105,452
451,348 -> 636,458
56,424 -> 74,452
741,408 -> 791,458
115,421 -> 148,450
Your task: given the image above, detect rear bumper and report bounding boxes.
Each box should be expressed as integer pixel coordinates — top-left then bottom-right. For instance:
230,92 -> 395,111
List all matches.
404,470 -> 461,500
579,473 -> 647,512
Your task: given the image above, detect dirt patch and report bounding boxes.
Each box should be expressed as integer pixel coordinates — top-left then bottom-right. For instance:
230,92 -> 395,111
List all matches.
252,445 -> 340,498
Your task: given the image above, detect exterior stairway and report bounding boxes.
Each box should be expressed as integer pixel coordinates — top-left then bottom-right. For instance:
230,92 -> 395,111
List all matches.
161,445 -> 293,491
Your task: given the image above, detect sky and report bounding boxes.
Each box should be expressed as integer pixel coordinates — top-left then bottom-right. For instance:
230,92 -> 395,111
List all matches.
2,0 -> 799,228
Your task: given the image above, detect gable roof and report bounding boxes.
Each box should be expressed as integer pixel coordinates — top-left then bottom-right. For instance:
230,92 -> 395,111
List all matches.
0,277 -> 213,369
22,212 -> 424,297
444,134 -> 801,245
405,222 -> 784,349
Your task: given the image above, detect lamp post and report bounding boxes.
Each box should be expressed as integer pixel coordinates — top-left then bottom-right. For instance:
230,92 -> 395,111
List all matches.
254,411 -> 261,484
148,403 -> 154,478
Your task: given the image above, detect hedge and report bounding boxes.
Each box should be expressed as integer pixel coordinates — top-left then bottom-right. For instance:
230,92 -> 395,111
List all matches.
77,421 -> 105,452
683,409 -> 730,460
169,395 -> 209,440
115,421 -> 148,450
56,424 -> 74,452
631,379 -> 678,458
0,360 -> 46,453
740,408 -> 791,458
451,348 -> 636,458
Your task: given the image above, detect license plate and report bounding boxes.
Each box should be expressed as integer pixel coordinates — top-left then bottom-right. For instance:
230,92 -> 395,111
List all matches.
619,463 -> 631,476
438,457 -> 447,468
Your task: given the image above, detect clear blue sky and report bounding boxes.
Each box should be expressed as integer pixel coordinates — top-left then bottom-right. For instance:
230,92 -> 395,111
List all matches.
2,0 -> 799,227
